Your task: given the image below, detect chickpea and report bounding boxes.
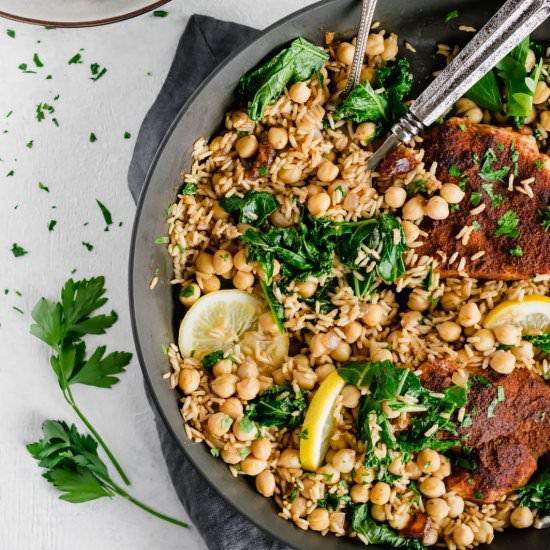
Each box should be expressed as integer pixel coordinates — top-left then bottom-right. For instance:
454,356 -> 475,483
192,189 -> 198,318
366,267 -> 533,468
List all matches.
524,108 -> 537,124
277,448 -> 301,469
513,340 -> 534,361
179,283 -> 201,307
534,81 -> 550,104
213,249 -> 233,274
241,456 -> 267,476
540,111 -> 550,132
385,185 -> 407,208
317,160 -> 339,183
233,248 -> 252,272
233,270 -> 255,290
213,359 -> 233,377
318,464 -> 340,484
493,324 -> 521,346
404,460 -> 422,480
362,303 -> 385,327
296,278 -> 318,298
453,524 -> 474,547
370,482 -> 391,505
237,361 -> 259,379
370,504 -> 386,522
402,196 -> 425,221
434,455 -> 451,479
366,33 -> 385,56
382,400 -> 400,419
419,477 -> 446,498
293,367 -> 317,390
315,363 -> 336,382
355,122 -> 377,142
426,195 -> 449,220
490,350 -> 516,374
476,520 -> 494,544
291,496 -> 307,519
525,48 -> 537,72
446,494 -> 464,518
211,374 -> 238,398
472,328 -> 495,352
371,348 -> 393,362
360,66 -> 376,83
309,334 -> 328,357
235,135 -> 259,159
417,449 -> 441,474
251,438 -> 271,461
423,528 -> 439,546
350,484 -> 369,503
464,107 -> 483,123
331,449 -> 355,473
195,251 -> 215,274
426,498 -> 450,522
279,164 -> 302,184
402,220 -> 420,245
381,33 -> 399,61
389,511 -> 411,531
437,321 -> 462,342
178,368 -> 200,394
341,385 -> 361,408
233,418 -> 258,442
386,456 -> 403,476
331,341 -> 351,362
219,397 -> 243,419
267,127 -> 288,150
440,183 -> 465,204
200,274 -> 221,293
510,506 -> 534,528
221,445 -> 242,464
343,321 -> 362,344
272,368 -> 288,385
236,377 -> 260,401
307,192 -> 331,217
207,412 -> 233,438
256,312 -> 277,337
408,289 -> 430,312
308,508 -> 330,531
212,202 -> 229,221
401,311 -> 422,329
458,302 -> 481,327
289,81 -> 311,104
335,41 -> 355,65
255,469 -> 275,497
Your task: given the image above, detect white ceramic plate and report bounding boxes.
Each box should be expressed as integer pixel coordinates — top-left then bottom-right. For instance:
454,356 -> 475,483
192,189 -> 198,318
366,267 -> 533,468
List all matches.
0,0 -> 170,27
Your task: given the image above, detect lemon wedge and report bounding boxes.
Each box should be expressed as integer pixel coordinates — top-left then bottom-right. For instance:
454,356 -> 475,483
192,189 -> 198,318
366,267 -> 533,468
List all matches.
178,289 -> 288,367
483,295 -> 550,334
299,370 -> 346,471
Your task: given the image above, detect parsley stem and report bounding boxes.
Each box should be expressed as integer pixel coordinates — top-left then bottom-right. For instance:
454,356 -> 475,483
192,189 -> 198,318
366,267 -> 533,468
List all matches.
110,482 -> 189,528
64,387 -> 131,486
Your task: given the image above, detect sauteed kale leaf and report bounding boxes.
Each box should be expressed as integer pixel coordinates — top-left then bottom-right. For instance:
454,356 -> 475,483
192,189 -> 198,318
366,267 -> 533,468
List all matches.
220,190 -> 278,227
332,79 -> 388,124
516,466 -> 550,511
238,37 -> 329,121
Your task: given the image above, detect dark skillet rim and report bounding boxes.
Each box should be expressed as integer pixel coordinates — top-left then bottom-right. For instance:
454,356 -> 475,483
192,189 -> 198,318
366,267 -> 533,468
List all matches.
0,0 -> 169,28
128,1 -> 341,547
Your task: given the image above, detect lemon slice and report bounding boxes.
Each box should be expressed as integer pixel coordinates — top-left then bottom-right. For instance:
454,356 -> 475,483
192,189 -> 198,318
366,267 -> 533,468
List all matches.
299,370 -> 346,471
484,295 -> 550,334
178,289 -> 288,367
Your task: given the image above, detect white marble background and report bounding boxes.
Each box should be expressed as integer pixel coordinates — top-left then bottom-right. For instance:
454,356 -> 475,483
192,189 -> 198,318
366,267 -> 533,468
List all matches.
0,1 -> 317,548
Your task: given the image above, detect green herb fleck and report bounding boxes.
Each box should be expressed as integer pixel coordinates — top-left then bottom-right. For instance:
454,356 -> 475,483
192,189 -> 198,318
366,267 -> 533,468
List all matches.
82,241 -> 94,251
26,140 -> 33,149
90,63 -> 108,82
181,183 -> 197,195
202,350 -> 224,370
124,131 -> 131,139
7,29 -> 15,38
535,159 -> 546,170
48,220 -> 57,232
68,53 -> 83,65
210,448 -> 220,457
96,199 -> 113,229
470,191 -> 482,206
89,132 -> 97,143
154,236 -> 169,244
33,53 -> 44,68
487,385 -> 505,418
480,183 -> 505,208
445,9 -> 459,22
509,245 -> 523,257
38,182 -> 49,192
449,164 -> 462,177
153,10 -> 169,17
11,243 -> 28,257
495,209 -> 519,238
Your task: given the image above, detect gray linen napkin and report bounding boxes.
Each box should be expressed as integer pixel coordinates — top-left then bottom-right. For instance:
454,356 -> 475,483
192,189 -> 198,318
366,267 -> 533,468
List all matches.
128,14 -> 290,550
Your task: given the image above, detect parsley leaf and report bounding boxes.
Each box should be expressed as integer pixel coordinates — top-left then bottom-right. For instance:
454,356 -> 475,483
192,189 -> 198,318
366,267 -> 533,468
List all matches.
524,334 -> 550,353
480,183 -> 505,208
68,52 -> 83,65
470,191 -> 482,206
540,206 -> 550,230
445,9 -> 459,22
96,199 -> 113,229
479,148 -> 510,182
220,191 -> 278,227
516,466 -> 550,511
90,63 -> 108,82
153,10 -> 169,17
202,350 -> 224,370
509,245 -> 523,257
48,220 -> 57,232
11,243 -> 28,257
495,209 -> 520,238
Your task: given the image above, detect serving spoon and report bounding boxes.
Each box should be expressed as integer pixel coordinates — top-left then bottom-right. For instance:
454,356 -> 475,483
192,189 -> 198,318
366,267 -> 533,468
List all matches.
367,0 -> 550,169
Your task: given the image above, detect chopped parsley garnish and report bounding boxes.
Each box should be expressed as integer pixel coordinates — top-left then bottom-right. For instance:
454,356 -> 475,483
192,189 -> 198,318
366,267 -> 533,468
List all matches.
299,428 -> 309,440
480,183 -> 505,208
36,102 -> 56,124
68,52 -> 83,65
479,148 -> 510,182
495,209 -> 519,238
496,143 -> 505,152
82,241 -> 94,251
154,236 -> 169,244
510,143 -> 520,176
96,199 -> 113,229
449,164 -> 462,177
33,53 -> 44,68
11,243 -> 28,257
487,385 -> 505,418
202,350 -> 224,370
210,447 -> 220,457
7,29 -> 15,38
124,131 -> 131,139
47,220 -> 57,232
540,206 -> 550,230
406,179 -> 426,197
470,191 -> 482,206
524,334 -> 550,353
153,10 -> 169,17
6,169 -> 14,177
26,140 -> 33,149
90,63 -> 108,81
258,166 -> 268,177
38,182 -> 49,192
445,9 -> 459,21
472,152 -> 480,164
89,132 -> 97,143
450,203 -> 460,213
180,182 -> 197,195
535,159 -> 546,170
509,245 -> 523,257
474,490 -> 484,500
18,63 -> 36,74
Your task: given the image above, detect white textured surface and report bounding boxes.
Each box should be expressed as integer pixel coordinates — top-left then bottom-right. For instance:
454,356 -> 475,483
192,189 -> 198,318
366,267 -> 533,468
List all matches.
0,1 -> 316,548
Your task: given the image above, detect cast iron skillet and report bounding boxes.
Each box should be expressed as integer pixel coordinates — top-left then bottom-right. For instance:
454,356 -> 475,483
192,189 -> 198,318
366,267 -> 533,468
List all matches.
129,0 -> 549,547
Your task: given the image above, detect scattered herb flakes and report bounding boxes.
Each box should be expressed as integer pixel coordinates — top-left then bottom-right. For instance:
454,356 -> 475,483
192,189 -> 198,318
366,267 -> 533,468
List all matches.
450,203 -> 460,213
154,236 -> 169,245
13,306 -> 24,314
35,102 -> 55,124
448,164 -> 462,177
96,199 -> 113,229
26,140 -> 33,149
11,243 -> 28,257
480,182 -> 505,208
6,110 -> 13,118
68,52 -> 83,65
406,179 -> 426,197
181,182 -> 197,195
123,131 -> 131,139
472,220 -> 481,230
45,74 -> 52,80
495,209 -> 520,238
6,170 -> 14,177
210,448 -> 220,457
38,181 -> 49,192
479,148 -> 510,182
18,63 -> 36,74
90,63 -> 108,82
470,191 -> 482,206
487,385 -> 505,418
496,143 -> 505,152
535,159 -> 546,170
509,245 -> 523,257
33,53 -> 44,68
445,9 -> 459,22
7,29 -> 15,38
47,219 -> 57,232
89,132 -> 97,143
540,206 -> 550,230
82,241 -> 94,251
153,10 -> 169,17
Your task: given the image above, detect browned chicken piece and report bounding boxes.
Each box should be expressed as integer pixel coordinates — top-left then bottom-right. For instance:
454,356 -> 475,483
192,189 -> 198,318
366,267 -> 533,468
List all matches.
420,360 -> 550,503
416,118 -> 550,279
378,145 -> 418,177
400,511 -> 431,540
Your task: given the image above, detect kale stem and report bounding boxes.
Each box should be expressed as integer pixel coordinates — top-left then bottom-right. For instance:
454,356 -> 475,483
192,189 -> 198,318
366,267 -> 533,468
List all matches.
63,387 -> 131,486
109,481 -> 189,528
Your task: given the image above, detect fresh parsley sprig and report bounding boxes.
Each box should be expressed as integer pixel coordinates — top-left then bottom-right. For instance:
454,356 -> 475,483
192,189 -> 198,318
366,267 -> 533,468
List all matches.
27,420 -> 188,528
30,277 -> 132,485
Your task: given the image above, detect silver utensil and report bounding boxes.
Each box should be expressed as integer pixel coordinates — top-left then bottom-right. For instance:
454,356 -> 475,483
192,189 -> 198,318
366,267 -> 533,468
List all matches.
367,0 -> 550,169
343,0 -> 378,96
